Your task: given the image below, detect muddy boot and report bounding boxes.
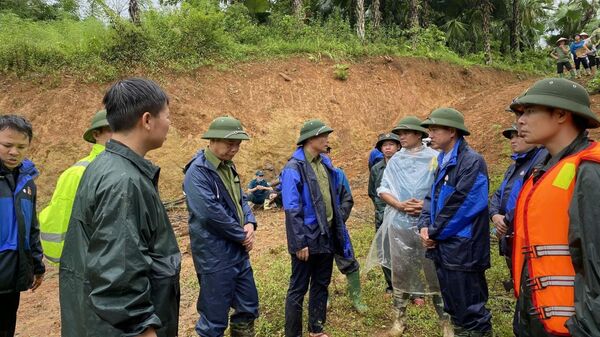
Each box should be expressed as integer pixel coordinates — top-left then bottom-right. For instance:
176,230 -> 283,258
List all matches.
230,321 -> 255,337
389,290 -> 409,336
388,315 -> 406,337
440,319 -> 454,337
346,271 -> 368,313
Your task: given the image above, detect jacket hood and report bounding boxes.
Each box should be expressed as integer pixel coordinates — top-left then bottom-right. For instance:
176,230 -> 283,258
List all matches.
292,147 -> 335,170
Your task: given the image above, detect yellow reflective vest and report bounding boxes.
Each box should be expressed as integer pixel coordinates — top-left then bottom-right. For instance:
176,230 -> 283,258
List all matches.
39,144 -> 105,265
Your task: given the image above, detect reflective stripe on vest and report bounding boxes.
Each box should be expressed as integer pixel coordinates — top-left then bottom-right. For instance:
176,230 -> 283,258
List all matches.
40,159 -> 91,265
513,142 -> 600,336
72,160 -> 90,168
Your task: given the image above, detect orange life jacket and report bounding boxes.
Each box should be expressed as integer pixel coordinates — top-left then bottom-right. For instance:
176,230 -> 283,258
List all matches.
513,142 -> 600,336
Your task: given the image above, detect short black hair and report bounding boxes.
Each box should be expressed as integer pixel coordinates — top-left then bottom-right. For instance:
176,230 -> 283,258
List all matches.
0,114 -> 33,142
102,78 -> 169,132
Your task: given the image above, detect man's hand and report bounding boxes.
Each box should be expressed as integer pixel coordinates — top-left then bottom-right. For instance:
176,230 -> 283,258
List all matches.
398,198 -> 423,216
296,247 -> 309,261
492,214 -> 508,239
31,274 -> 43,292
136,327 -> 157,337
405,199 -> 424,216
243,223 -> 255,252
419,227 -> 436,249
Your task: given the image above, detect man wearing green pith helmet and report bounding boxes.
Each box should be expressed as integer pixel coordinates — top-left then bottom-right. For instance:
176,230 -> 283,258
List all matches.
184,116 -> 259,337
39,110 -> 112,265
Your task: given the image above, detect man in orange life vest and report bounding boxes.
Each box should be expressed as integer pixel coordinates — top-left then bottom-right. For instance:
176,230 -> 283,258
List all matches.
509,78 -> 600,337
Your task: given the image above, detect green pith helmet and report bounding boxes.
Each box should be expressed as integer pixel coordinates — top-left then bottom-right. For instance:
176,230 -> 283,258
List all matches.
297,119 -> 333,145
421,107 -> 471,136
202,116 -> 250,140
510,78 -> 600,129
375,132 -> 401,151
392,116 -> 429,137
502,125 -> 518,139
83,109 -> 110,144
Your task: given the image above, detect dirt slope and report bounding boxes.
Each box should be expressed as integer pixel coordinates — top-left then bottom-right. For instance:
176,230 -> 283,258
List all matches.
3,57 -> 600,337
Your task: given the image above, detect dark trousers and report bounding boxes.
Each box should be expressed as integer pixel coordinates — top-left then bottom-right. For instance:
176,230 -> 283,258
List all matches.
575,57 -> 590,70
196,259 -> 259,337
435,264 -> 492,332
334,254 -> 359,275
515,266 -> 561,337
0,292 -> 20,337
285,253 -> 334,337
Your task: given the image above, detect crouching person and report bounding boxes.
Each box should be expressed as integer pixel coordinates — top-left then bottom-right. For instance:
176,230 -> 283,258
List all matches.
183,116 -> 259,337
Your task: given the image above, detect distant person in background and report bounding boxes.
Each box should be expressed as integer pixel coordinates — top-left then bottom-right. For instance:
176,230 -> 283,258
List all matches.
570,34 -> 592,77
368,145 -> 384,170
551,37 -> 577,79
39,110 -> 112,265
368,133 -> 401,293
247,170 -> 273,209
0,115 -> 44,337
580,32 -> 598,75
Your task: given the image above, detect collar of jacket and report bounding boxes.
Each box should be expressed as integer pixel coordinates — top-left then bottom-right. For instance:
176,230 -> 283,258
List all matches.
185,149 -> 236,175
438,137 -> 464,169
511,146 -> 540,162
0,159 -> 38,177
106,140 -> 160,183
292,146 -> 334,170
90,143 -> 105,157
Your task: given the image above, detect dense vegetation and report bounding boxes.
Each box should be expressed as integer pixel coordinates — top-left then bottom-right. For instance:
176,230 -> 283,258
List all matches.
0,0 -> 598,81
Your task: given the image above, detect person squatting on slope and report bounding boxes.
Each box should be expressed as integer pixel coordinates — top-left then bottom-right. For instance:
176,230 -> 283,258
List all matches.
418,108 -> 493,337
0,115 -> 44,337
510,78 -> 600,337
368,132 -> 401,293
183,116 -> 259,337
281,120 -> 354,337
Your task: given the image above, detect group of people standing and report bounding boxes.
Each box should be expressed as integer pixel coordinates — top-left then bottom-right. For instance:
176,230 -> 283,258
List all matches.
365,77 -> 600,337
552,29 -> 600,78
1,76 -> 599,337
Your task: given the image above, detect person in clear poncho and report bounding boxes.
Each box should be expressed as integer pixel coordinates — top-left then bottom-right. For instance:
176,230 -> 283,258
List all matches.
366,116 -> 452,337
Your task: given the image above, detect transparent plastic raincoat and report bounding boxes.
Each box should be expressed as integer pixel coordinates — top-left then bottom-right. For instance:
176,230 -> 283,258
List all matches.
366,146 -> 440,295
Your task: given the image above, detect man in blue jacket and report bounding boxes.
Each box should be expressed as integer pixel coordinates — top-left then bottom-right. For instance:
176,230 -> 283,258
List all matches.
183,116 -> 258,337
0,115 -> 44,337
282,120 -> 354,337
418,108 -> 493,337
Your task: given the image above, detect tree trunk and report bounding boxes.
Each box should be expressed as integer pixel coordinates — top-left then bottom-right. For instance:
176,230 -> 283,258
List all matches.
129,0 -> 140,25
420,0 -> 431,27
293,0 -> 303,18
372,0 -> 381,30
482,0 -> 493,65
408,0 -> 420,30
582,0 -> 598,29
510,0 -> 520,54
356,0 -> 365,41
